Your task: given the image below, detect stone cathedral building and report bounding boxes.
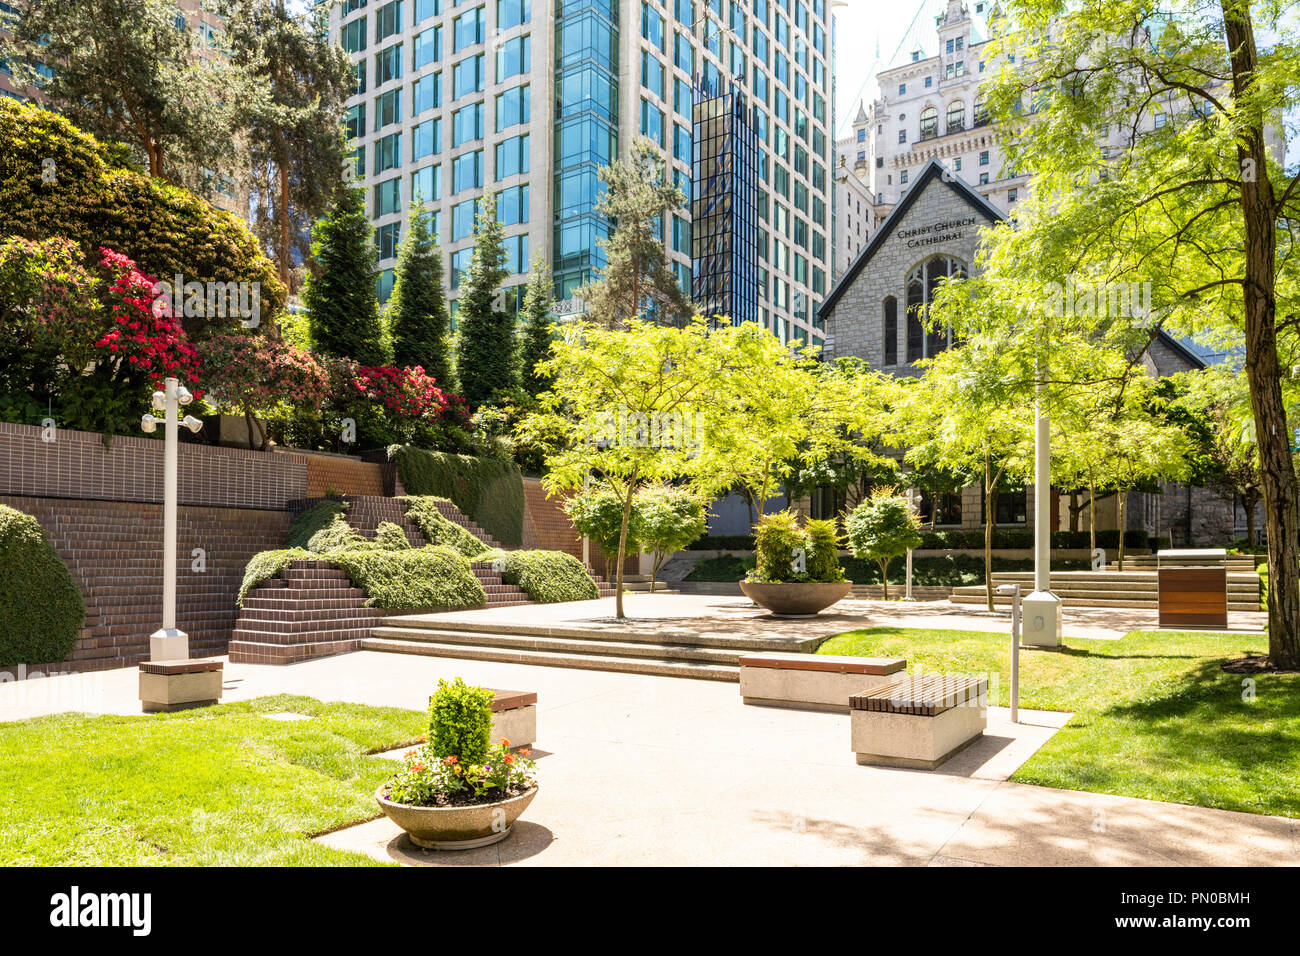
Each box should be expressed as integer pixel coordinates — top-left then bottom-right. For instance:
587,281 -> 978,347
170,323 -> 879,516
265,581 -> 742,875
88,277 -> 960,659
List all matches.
819,158 -> 1247,547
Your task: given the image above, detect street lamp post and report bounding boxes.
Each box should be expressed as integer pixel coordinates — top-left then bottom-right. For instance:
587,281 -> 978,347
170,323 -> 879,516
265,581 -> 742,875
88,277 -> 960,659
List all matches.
141,376 -> 204,662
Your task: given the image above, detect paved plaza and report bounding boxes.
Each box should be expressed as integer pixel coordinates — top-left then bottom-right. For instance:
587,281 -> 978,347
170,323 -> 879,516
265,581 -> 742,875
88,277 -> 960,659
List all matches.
2,595 -> 1288,867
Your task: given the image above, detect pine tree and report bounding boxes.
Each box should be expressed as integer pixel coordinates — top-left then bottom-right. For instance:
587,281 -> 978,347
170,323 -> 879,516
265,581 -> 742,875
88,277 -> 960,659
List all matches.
454,191 -> 515,407
303,184 -> 388,366
388,201 -> 453,388
577,135 -> 696,328
225,0 -> 355,291
519,254 -> 554,398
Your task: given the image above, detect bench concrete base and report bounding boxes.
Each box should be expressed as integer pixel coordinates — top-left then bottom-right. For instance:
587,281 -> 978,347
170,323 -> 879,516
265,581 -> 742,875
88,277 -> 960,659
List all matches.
489,690 -> 537,749
139,658 -> 224,713
850,676 -> 987,770
739,653 -> 907,712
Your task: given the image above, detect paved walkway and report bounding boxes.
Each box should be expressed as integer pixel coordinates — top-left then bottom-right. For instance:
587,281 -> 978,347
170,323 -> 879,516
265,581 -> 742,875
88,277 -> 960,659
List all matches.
3,646 -> 1293,866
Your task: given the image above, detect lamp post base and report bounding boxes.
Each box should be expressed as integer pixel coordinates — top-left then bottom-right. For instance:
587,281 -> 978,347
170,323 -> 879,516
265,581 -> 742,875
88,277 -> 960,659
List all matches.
149,628 -> 190,662
1020,591 -> 1063,647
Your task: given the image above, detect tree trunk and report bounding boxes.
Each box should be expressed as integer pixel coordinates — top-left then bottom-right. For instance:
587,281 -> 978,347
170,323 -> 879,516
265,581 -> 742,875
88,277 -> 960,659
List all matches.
984,453 -> 994,612
879,558 -> 889,601
1117,490 -> 1128,572
1088,471 -> 1096,559
1224,3 -> 1300,668
1068,490 -> 1080,533
278,149 -> 292,289
613,483 -> 636,619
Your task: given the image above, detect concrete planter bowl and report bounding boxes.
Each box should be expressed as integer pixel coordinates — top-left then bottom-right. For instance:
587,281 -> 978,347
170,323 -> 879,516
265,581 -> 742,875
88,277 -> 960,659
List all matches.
376,785 -> 539,850
739,580 -> 853,618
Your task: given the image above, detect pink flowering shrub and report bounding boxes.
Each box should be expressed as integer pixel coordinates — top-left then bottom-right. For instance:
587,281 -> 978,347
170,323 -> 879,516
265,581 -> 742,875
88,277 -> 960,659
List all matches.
196,333 -> 329,449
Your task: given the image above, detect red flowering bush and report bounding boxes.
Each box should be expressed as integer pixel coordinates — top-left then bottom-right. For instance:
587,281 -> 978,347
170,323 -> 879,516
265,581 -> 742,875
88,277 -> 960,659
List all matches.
352,365 -> 447,420
0,237 -> 201,436
197,333 -> 330,449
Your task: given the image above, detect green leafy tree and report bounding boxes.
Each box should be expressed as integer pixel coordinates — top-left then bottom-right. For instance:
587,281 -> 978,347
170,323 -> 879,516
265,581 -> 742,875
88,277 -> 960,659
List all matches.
844,488 -> 923,601
564,486 -> 641,568
520,317 -> 726,618
633,484 -> 708,591
388,202 -> 453,388
0,0 -> 250,194
455,190 -> 515,407
961,0 -> 1300,666
519,254 -> 554,398
891,337 -> 1034,610
224,0 -> 354,291
303,184 -> 388,366
576,136 -> 695,328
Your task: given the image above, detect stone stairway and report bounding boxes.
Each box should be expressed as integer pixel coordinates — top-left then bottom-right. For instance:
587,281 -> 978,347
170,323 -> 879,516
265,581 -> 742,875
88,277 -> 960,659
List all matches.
950,570 -> 1261,611
229,560 -> 383,664
1105,554 -> 1260,572
0,495 -> 288,671
360,615 -> 825,681
615,573 -> 678,594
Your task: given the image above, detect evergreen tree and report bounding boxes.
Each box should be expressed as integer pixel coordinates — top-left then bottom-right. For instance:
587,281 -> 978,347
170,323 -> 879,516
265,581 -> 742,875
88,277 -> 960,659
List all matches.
303,184 -> 388,366
389,201 -> 453,388
577,135 -> 695,328
224,0 -> 355,291
519,254 -> 554,398
454,191 -> 515,407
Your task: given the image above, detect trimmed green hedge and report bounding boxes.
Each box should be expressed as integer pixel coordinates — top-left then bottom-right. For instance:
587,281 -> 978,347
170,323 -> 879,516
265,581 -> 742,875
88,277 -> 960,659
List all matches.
687,535 -> 756,551
685,552 -> 1091,586
328,545 -> 485,610
403,495 -> 489,557
480,548 -> 599,603
390,447 -> 524,547
690,529 -> 1153,551
0,505 -> 85,665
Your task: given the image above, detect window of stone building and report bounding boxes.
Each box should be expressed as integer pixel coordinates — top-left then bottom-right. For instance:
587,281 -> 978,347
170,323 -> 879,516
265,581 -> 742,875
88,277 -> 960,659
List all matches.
946,100 -> 964,133
918,489 -> 962,526
919,105 -> 938,139
905,255 -> 965,362
883,295 -> 897,365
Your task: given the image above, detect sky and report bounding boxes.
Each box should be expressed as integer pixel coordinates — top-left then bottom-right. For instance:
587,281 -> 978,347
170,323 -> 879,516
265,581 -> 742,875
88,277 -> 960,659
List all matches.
831,0 -> 949,138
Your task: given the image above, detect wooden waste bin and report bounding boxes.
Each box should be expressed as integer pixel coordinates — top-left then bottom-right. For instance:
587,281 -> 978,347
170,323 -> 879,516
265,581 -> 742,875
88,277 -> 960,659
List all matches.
1158,567 -> 1228,629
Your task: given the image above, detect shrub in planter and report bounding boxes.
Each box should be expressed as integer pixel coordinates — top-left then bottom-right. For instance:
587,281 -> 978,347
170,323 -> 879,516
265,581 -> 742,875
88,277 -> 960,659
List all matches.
428,677 -> 494,765
749,511 -> 807,583
0,505 -> 85,665
804,519 -> 845,583
196,333 -> 328,450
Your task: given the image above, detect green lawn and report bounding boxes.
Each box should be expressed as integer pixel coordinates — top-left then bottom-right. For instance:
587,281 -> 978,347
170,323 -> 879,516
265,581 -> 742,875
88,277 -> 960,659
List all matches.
817,628 -> 1300,818
0,695 -> 426,866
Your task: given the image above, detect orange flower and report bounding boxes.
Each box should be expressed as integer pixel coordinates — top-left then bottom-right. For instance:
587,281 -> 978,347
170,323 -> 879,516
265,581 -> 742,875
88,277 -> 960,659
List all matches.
500,738 -> 510,747
520,748 -> 532,758
404,749 -> 417,759
411,762 -> 425,772
443,755 -> 459,765
504,754 -> 515,765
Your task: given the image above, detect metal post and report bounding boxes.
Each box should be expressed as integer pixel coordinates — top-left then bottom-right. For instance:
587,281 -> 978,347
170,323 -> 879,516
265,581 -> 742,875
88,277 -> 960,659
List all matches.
162,378 -> 178,633
904,548 -> 914,601
1011,584 -> 1020,724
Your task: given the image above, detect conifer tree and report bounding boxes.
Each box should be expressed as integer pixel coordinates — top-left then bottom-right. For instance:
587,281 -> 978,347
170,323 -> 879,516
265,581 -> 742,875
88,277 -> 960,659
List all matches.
454,190 -> 515,407
389,201 -> 453,388
303,184 -> 388,366
519,254 -> 554,398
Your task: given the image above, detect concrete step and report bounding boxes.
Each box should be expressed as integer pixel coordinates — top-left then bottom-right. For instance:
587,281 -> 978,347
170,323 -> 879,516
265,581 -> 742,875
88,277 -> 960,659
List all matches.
367,624 -> 742,665
360,637 -> 740,681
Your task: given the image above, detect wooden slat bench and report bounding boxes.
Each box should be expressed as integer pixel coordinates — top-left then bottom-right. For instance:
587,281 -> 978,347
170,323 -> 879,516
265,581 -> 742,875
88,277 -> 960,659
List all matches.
849,674 -> 988,769
738,652 -> 906,712
1158,567 -> 1228,629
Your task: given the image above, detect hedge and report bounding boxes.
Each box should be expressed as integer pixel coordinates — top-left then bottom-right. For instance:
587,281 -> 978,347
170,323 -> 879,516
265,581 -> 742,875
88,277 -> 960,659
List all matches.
0,100 -> 286,331
403,495 -> 489,557
390,446 -> 524,546
915,528 -> 1151,550
480,548 -> 599,603
685,552 -> 1092,586
0,504 -> 85,665
327,545 -> 485,610
687,535 -> 756,550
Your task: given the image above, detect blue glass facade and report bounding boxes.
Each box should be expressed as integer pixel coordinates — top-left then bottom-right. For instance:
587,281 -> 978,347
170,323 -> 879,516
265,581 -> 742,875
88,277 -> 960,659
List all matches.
553,0 -> 618,298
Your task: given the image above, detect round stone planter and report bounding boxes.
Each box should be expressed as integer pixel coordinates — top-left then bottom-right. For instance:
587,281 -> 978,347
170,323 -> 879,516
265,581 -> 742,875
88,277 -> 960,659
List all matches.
376,785 -> 538,850
739,580 -> 852,618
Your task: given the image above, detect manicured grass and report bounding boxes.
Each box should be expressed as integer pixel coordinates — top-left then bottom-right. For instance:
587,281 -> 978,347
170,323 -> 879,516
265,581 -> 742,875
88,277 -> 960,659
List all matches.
817,628 -> 1300,818
0,695 -> 426,866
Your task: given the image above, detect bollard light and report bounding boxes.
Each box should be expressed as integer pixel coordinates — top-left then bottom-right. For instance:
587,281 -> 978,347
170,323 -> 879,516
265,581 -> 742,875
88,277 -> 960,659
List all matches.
996,583 -> 1022,723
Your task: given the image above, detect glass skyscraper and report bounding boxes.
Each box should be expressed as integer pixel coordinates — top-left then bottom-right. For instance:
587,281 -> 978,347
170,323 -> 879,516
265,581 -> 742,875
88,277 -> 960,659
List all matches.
329,0 -> 833,343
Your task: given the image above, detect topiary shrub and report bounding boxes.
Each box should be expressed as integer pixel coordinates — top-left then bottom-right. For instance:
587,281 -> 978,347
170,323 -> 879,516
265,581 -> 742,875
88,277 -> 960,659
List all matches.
427,677 -> 494,765
479,548 -> 599,603
750,511 -> 805,583
0,99 -> 286,334
328,545 -> 485,610
390,446 -> 523,546
374,522 -> 412,550
403,495 -> 488,557
0,505 -> 85,665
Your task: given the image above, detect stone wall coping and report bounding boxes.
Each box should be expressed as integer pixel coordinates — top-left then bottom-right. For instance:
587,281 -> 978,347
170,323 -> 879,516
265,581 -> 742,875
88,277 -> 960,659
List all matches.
738,653 -> 906,676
